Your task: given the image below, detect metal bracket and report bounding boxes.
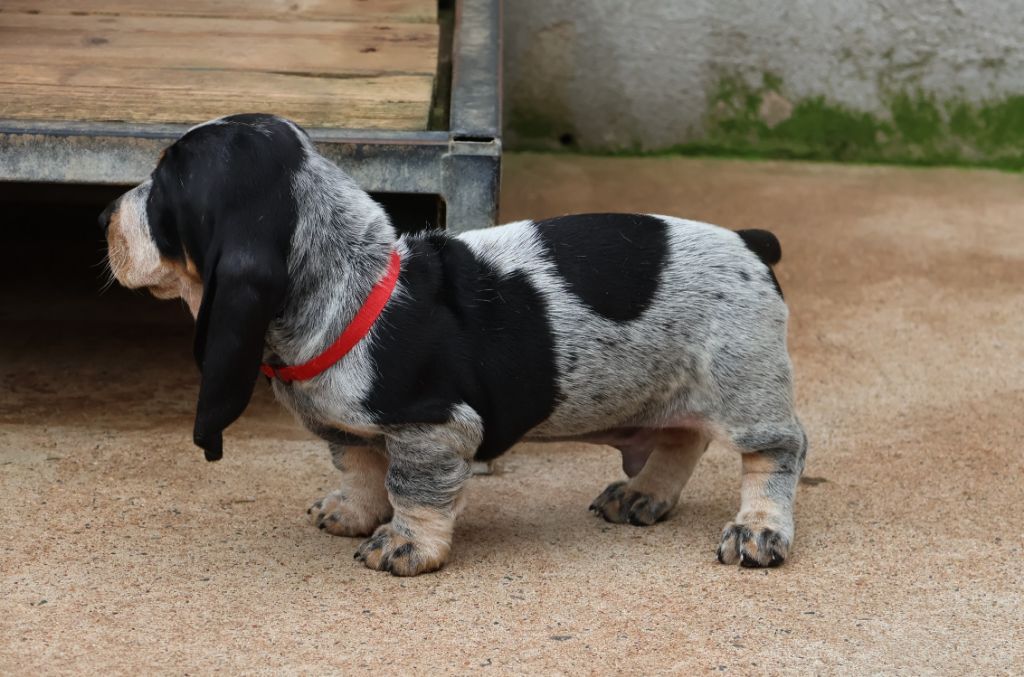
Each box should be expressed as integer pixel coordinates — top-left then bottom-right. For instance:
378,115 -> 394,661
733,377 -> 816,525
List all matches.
442,139 -> 502,231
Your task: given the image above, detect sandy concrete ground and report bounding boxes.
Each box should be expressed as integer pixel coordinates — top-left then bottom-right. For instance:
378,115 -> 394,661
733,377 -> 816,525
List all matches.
2,156 -> 1022,674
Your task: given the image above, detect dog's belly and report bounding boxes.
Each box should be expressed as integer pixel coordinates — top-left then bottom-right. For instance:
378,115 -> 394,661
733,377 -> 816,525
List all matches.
525,427 -> 657,476
526,426 -> 653,448
525,411 -> 707,446
524,415 -> 707,476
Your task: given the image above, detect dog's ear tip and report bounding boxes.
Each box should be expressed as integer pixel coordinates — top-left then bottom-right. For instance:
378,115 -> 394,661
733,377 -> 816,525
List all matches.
195,430 -> 224,462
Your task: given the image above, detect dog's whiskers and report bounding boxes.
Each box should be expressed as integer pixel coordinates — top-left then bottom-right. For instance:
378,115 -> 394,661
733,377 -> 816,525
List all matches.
96,251 -> 121,294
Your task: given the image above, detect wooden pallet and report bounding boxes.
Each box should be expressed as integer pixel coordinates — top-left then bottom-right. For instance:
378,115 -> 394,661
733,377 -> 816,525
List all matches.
0,0 -> 439,130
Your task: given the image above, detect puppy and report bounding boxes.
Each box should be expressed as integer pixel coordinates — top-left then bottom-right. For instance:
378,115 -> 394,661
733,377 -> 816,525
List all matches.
100,114 -> 807,576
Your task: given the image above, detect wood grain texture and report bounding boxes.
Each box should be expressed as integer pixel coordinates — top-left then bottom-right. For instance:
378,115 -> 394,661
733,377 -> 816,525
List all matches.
0,64 -> 433,127
0,0 -> 438,129
0,0 -> 436,23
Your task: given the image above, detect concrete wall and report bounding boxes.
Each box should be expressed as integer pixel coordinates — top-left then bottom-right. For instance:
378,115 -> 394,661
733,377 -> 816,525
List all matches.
503,0 -> 1024,166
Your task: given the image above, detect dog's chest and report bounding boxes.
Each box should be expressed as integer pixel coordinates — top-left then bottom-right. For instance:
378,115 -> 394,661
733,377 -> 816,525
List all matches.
271,377 -> 381,438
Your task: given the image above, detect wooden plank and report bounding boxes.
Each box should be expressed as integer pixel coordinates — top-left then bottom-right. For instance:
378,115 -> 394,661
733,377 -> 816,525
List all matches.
0,64 -> 433,128
0,13 -> 439,77
0,1 -> 440,130
0,0 -> 436,23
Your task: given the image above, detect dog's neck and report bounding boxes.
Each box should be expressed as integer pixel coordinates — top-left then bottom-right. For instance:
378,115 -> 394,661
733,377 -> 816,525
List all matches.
264,154 -> 397,366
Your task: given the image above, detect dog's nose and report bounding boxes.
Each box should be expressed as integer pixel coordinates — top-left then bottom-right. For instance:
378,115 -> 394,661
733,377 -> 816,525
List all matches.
98,199 -> 117,235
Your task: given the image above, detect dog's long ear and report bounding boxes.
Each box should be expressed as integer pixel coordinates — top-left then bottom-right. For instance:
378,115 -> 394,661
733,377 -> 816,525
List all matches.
192,237 -> 288,461
151,115 -> 303,461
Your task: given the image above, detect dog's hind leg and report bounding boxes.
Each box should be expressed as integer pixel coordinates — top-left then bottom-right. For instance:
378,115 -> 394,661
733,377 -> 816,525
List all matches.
591,428 -> 711,526
716,419 -> 807,567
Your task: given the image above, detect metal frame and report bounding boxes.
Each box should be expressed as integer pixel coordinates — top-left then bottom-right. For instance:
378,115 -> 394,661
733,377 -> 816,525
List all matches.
0,0 -> 502,232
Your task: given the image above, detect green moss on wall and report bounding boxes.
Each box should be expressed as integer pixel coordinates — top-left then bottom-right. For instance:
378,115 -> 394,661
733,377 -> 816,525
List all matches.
673,74 -> 1024,170
890,92 -> 942,145
770,98 -> 885,157
509,71 -> 1024,171
977,96 -> 1024,148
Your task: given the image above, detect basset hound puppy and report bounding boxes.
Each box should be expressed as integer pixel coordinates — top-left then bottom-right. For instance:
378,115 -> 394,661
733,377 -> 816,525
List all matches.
100,114 -> 807,576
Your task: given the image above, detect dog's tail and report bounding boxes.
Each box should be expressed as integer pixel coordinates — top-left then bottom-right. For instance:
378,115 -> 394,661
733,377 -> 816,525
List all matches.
737,229 -> 782,267
737,229 -> 784,298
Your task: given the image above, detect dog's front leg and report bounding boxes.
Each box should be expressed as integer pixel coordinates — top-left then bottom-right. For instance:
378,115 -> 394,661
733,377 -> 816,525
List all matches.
354,409 -> 480,576
309,443 -> 392,536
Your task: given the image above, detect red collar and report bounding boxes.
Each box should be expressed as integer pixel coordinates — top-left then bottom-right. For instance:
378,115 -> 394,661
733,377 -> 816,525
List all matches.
261,249 -> 401,383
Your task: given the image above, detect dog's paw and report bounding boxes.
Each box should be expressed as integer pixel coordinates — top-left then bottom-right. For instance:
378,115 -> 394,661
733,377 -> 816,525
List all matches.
307,490 -> 382,537
589,481 -> 674,526
716,522 -> 790,567
354,523 -> 449,576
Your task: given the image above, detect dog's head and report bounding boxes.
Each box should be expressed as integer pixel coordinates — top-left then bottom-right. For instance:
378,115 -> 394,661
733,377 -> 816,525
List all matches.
99,114 -> 306,461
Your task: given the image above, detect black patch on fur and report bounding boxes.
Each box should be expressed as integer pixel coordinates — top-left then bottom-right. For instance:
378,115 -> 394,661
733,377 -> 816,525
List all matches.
363,233 -> 560,461
533,213 -> 668,323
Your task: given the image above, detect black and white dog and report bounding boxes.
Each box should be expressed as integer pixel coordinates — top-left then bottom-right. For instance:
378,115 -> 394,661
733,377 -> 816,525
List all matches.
100,114 -> 807,576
